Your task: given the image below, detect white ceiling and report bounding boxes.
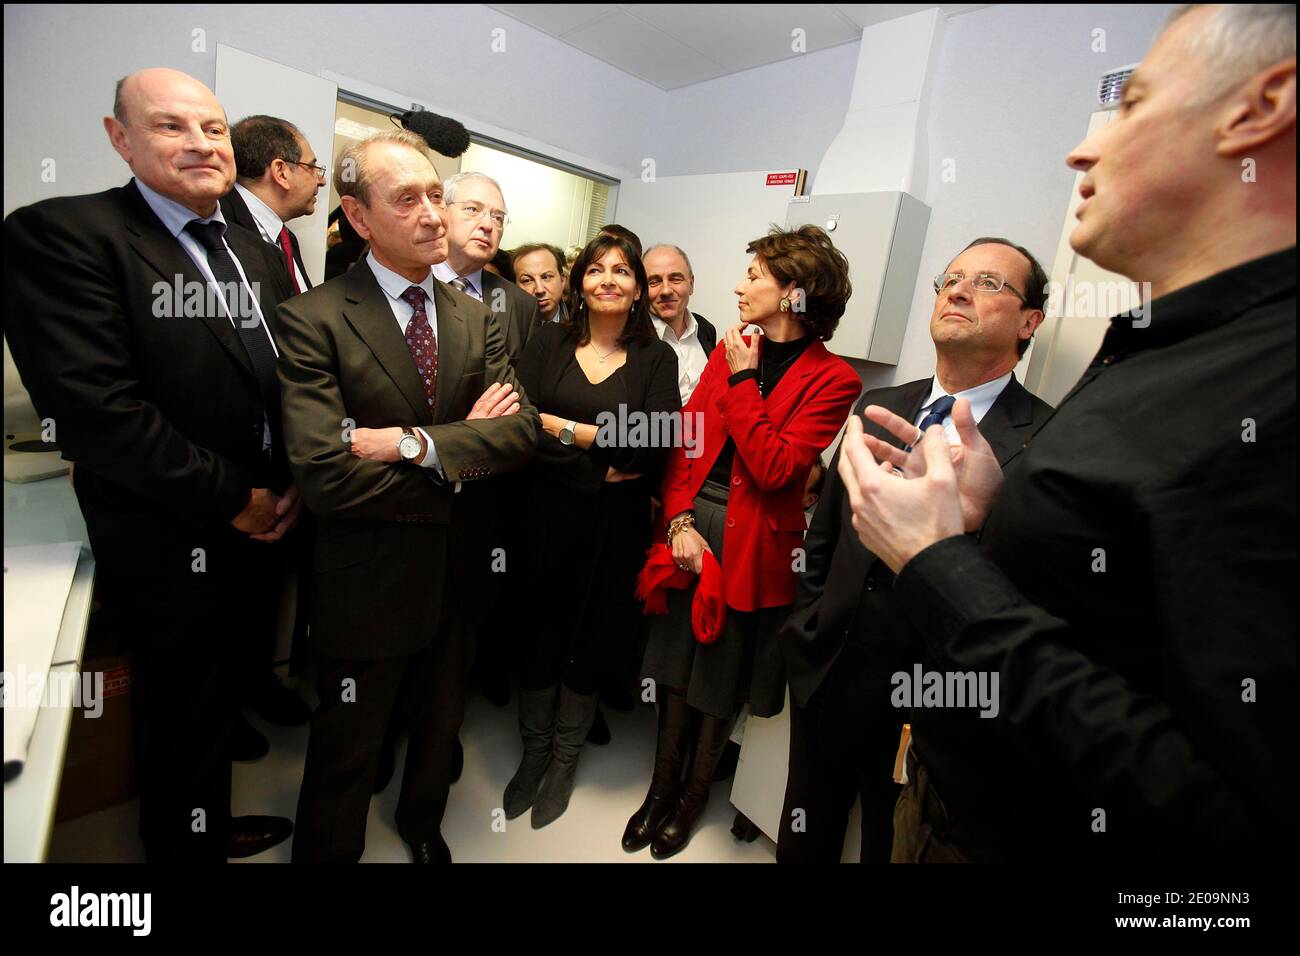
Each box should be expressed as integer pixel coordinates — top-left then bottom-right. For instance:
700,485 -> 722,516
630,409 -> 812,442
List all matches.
487,4 -> 989,90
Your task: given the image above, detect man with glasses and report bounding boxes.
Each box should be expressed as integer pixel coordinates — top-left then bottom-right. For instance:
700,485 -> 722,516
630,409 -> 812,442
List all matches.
434,171 -> 540,364
777,237 -> 1053,863
222,114 -> 323,295
433,171 -> 542,713
219,115 -> 324,752
5,67 -> 297,861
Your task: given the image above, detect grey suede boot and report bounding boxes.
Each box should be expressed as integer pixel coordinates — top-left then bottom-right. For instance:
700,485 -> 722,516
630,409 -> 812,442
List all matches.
530,685 -> 598,829
503,685 -> 559,820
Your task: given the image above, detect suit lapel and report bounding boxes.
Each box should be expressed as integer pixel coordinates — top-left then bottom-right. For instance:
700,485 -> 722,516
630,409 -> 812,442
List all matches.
342,264 -> 433,422
122,182 -> 256,380
430,279 -> 468,425
978,374 -> 1036,468
764,338 -> 827,420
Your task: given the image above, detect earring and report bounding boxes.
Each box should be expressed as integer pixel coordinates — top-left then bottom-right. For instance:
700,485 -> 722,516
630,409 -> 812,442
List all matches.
779,298 -> 791,313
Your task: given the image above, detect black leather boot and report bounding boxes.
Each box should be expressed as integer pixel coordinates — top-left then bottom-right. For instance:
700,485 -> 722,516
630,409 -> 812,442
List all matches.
621,691 -> 696,852
651,711 -> 732,860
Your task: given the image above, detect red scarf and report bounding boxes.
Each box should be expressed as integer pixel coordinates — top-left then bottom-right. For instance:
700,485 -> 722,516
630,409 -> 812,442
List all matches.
635,543 -> 727,644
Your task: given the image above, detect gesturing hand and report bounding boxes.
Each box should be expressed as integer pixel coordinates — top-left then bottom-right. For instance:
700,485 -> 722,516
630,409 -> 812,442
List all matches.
859,398 -> 1004,532
837,416 -> 965,573
467,382 -> 521,420
723,323 -> 760,375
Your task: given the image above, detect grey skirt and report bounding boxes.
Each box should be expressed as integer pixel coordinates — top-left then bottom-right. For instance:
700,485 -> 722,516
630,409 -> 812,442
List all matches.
640,481 -> 791,719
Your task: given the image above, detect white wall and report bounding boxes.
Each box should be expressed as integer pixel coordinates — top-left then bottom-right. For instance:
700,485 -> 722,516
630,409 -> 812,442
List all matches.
877,2 -> 1176,392
643,4 -> 1175,393
2,3 -> 660,214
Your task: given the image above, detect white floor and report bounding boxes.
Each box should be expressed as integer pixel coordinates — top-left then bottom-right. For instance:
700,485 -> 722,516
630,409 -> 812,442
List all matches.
49,685 -> 779,864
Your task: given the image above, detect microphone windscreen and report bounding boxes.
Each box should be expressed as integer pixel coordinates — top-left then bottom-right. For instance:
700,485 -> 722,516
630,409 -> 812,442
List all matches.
399,111 -> 471,157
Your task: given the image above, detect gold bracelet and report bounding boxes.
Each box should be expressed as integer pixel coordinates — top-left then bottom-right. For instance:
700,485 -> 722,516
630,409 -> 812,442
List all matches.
667,514 -> 695,547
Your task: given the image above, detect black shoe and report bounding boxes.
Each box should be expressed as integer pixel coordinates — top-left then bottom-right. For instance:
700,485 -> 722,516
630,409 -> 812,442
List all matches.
623,691 -> 695,852
586,706 -> 611,746
731,811 -> 760,842
229,716 -> 269,762
712,739 -> 740,781
408,835 -> 452,863
451,738 -> 464,784
228,815 -> 293,858
651,713 -> 732,860
249,674 -> 312,727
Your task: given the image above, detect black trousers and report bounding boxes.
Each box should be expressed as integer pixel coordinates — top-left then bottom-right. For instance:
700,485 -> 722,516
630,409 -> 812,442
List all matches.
776,639 -> 903,863
291,592 -> 469,862
91,524 -> 282,860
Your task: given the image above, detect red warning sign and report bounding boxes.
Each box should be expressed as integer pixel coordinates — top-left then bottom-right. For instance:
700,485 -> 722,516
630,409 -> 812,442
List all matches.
766,172 -> 799,186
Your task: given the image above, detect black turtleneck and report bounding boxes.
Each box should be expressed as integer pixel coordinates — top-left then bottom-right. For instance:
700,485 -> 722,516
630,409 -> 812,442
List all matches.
705,335 -> 813,488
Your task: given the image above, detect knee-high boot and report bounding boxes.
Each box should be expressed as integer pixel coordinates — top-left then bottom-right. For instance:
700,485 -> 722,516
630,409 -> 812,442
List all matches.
651,710 -> 732,859
621,690 -> 697,851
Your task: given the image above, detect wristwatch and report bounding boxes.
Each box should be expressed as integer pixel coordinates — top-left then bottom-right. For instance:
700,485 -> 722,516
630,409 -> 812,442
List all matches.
558,420 -> 577,446
397,427 -> 423,462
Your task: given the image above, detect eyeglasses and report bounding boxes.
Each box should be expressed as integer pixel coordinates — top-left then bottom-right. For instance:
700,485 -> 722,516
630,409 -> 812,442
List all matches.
446,200 -> 508,229
933,272 -> 1028,305
286,159 -> 327,180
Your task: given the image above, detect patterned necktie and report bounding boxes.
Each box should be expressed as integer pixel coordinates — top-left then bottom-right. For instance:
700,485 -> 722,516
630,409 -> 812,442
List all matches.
183,219 -> 280,408
402,286 -> 437,409
913,394 -> 957,447
276,226 -> 300,294
449,275 -> 480,301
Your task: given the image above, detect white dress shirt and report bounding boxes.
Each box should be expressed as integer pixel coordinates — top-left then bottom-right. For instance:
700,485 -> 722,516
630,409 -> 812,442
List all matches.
913,371 -> 1014,442
652,311 -> 710,406
233,183 -> 309,293
366,252 -> 444,474
432,261 -> 484,301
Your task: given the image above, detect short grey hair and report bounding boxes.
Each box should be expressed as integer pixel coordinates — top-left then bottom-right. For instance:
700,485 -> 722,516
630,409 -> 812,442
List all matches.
644,243 -> 694,278
334,129 -> 430,206
443,170 -> 505,206
1168,4 -> 1297,103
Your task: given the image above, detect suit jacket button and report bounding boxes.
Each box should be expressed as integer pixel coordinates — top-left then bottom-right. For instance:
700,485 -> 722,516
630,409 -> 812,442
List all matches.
732,476 -> 742,486
865,579 -> 875,592
726,518 -> 735,529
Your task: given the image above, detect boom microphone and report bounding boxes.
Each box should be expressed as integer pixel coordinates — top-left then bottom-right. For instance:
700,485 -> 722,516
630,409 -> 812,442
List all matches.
396,110 -> 471,157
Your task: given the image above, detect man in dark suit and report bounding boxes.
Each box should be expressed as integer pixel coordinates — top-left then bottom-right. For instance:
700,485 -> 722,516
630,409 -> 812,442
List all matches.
838,3 -> 1295,862
278,130 -> 538,863
431,171 -> 542,708
777,237 -> 1052,863
433,171 -> 540,363
220,114 -> 324,740
4,67 -> 297,861
222,114 -> 322,294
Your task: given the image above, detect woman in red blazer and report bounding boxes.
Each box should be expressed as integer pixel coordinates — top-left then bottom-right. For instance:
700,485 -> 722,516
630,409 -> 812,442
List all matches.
627,225 -> 861,859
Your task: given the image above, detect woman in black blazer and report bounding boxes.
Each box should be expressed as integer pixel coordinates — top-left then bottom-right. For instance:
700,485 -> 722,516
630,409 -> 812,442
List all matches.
506,233 -> 680,829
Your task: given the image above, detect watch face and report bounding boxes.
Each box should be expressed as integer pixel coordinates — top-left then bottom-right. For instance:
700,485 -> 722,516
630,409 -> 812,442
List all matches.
399,435 -> 422,460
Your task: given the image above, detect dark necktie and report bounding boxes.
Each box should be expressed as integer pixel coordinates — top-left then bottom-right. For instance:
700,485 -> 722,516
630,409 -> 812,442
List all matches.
916,394 -> 956,435
276,226 -> 300,294
402,286 -> 438,409
183,220 -> 280,409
